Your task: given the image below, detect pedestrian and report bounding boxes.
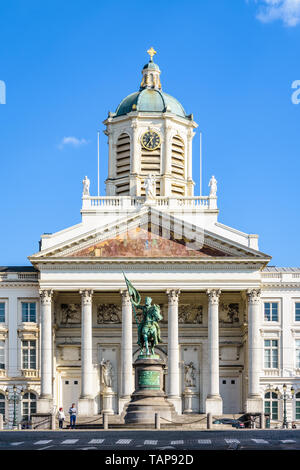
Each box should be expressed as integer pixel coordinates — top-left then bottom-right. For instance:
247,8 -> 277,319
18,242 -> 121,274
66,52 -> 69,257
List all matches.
69,403 -> 77,429
292,421 -> 297,429
57,407 -> 65,429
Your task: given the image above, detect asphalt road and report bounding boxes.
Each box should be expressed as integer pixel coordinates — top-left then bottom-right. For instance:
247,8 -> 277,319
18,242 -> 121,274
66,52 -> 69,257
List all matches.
0,429 -> 299,451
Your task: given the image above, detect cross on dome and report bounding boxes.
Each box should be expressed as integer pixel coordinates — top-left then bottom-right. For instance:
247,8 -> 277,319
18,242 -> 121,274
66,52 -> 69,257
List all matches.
147,47 -> 157,62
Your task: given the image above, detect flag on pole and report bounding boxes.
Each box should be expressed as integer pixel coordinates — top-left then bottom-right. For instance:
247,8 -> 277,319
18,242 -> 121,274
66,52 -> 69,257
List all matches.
122,272 -> 141,326
123,272 -> 141,306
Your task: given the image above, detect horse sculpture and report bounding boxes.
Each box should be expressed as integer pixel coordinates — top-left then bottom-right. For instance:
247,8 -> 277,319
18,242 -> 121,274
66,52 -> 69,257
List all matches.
136,297 -> 163,355
123,273 -> 163,356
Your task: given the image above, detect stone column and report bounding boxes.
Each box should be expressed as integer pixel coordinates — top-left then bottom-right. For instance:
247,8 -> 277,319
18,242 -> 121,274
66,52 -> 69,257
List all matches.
245,289 -> 263,412
105,127 -> 116,196
37,289 -> 53,413
205,289 -> 223,414
161,123 -> 172,196
130,120 -> 140,196
119,290 -> 133,413
78,289 -> 94,416
167,289 -> 181,413
186,128 -> 195,196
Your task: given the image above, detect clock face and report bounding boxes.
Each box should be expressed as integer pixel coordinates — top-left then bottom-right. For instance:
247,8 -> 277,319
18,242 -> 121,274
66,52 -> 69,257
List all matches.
141,130 -> 161,151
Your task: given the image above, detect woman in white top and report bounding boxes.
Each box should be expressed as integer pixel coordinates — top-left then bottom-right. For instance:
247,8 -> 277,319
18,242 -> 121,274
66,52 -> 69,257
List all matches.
57,407 -> 66,429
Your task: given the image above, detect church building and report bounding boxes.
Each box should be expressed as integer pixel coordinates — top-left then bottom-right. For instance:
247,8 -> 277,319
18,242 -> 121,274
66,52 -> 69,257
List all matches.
1,48 -> 300,427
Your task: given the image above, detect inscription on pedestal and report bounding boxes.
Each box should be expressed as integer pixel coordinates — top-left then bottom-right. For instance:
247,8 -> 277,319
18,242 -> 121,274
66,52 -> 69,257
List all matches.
138,370 -> 160,389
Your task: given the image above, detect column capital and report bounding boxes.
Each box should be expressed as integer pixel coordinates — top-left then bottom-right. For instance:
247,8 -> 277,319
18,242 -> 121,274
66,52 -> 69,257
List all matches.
39,289 -> 53,305
206,289 -> 221,305
80,289 -> 93,305
167,289 -> 180,305
247,289 -> 261,304
120,289 -> 131,306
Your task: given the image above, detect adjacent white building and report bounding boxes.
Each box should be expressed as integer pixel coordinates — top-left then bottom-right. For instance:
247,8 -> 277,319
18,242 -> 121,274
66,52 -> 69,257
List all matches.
1,49 -> 300,427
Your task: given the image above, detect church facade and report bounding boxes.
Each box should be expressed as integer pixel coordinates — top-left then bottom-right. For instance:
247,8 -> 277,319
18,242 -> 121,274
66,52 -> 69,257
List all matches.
1,49 -> 300,427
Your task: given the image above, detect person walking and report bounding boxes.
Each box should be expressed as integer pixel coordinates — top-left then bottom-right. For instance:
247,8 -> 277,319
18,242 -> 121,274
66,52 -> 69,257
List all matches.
68,403 -> 77,429
57,407 -> 65,429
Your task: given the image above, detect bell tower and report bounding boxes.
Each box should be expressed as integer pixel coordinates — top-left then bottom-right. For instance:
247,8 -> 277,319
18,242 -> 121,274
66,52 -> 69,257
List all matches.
103,48 -> 198,198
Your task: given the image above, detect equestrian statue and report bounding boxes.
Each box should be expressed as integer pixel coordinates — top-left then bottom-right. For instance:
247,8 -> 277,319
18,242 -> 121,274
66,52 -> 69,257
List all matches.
123,273 -> 163,356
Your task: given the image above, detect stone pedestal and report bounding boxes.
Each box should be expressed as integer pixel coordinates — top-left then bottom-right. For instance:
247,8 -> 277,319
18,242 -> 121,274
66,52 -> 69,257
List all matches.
245,396 -> 263,414
183,387 -> 196,414
37,397 -> 53,414
124,356 -> 176,425
101,387 -> 115,415
205,395 -> 223,415
78,397 -> 95,416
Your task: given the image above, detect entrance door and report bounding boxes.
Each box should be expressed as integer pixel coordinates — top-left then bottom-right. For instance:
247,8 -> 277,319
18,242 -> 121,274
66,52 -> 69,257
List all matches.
220,377 -> 240,414
62,378 -> 81,412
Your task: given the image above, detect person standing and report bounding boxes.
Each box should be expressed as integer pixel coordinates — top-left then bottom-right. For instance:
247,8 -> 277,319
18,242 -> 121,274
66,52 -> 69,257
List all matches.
69,403 -> 77,429
57,407 -> 65,429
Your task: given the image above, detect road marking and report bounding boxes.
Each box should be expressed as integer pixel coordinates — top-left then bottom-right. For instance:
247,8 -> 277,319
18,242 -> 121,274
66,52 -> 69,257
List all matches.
10,442 -> 24,446
39,445 -> 54,450
61,439 -> 79,444
171,440 -> 184,445
81,447 -> 98,450
116,439 -> 132,444
34,440 -> 52,445
225,439 -> 240,444
197,439 -> 212,444
280,440 -> 296,443
144,440 -> 158,445
88,439 -> 105,444
251,439 -> 269,444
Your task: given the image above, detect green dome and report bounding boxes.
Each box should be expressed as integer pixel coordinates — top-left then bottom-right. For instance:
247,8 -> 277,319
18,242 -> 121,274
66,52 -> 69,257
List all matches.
115,88 -> 187,118
142,61 -> 160,71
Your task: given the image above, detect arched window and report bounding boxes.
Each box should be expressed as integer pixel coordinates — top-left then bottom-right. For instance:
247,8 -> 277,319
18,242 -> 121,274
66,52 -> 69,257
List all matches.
115,133 -> 130,195
295,392 -> 300,420
264,391 -> 279,420
171,135 -> 185,196
0,393 -> 5,420
22,392 -> 37,421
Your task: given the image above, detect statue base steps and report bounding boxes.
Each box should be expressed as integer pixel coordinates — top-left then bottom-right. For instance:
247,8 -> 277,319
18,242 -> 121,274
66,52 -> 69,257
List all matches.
124,357 -> 177,425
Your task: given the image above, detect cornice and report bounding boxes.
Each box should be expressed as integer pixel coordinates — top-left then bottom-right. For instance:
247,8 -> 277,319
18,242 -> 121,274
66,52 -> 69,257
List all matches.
261,283 -> 300,289
33,259 -> 267,269
0,282 -> 38,288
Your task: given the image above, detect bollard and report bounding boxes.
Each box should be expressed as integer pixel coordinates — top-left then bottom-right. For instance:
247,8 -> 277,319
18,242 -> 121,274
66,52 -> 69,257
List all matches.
260,413 -> 265,430
0,414 -> 3,430
207,413 -> 212,429
155,412 -> 160,430
103,412 -> 109,430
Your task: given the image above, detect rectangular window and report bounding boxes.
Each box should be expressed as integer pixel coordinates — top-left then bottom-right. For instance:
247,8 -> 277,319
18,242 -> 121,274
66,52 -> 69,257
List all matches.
264,302 -> 278,322
264,398 -> 278,420
264,340 -> 278,368
0,341 -> 5,370
0,398 -> 5,420
22,340 -> 36,369
0,303 -> 5,323
21,302 -> 36,323
295,303 -> 300,322
296,340 -> 300,368
296,401 -> 300,420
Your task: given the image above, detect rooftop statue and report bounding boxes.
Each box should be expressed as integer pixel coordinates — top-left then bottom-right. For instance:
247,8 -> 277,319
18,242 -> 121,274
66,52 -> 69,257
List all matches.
143,174 -> 156,199
82,175 -> 90,196
123,273 -> 163,356
208,175 -> 217,197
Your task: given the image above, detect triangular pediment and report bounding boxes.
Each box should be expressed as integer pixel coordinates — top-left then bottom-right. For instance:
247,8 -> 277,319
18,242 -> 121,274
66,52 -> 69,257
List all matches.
70,225 -> 231,258
30,207 -> 271,263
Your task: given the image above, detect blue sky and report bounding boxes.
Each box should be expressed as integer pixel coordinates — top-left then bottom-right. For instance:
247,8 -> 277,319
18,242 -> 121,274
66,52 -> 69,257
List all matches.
0,0 -> 300,266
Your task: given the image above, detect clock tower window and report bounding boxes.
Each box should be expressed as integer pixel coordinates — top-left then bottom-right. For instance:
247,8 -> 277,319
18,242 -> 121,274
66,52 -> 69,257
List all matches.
115,133 -> 130,195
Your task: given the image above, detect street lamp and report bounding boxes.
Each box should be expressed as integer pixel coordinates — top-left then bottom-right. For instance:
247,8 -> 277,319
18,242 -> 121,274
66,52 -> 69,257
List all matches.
5,385 -> 25,429
275,384 -> 295,429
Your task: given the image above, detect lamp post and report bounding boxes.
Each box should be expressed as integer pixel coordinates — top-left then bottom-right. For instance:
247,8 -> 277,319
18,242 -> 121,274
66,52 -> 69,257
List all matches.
275,384 -> 295,429
5,385 -> 25,429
